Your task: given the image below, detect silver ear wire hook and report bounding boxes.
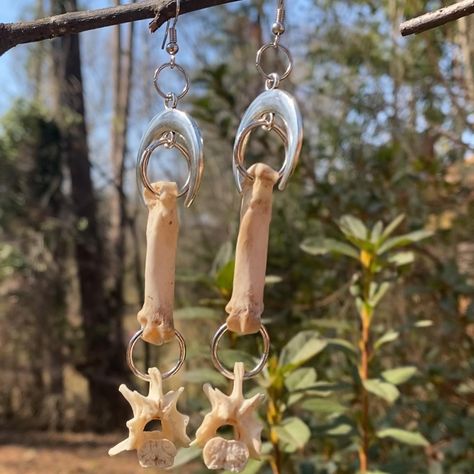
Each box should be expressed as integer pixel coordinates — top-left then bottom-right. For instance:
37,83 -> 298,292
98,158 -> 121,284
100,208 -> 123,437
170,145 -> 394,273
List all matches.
161,0 -> 180,55
232,0 -> 302,193
138,0 -> 203,207
272,0 -> 285,44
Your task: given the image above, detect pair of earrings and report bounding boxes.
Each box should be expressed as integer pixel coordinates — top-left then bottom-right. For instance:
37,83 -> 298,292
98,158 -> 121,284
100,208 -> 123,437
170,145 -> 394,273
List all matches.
109,0 -> 302,472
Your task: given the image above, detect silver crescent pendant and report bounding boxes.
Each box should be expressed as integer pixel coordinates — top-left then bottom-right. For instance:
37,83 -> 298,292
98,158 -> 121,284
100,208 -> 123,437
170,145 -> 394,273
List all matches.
137,108 -> 204,207
233,88 -> 303,193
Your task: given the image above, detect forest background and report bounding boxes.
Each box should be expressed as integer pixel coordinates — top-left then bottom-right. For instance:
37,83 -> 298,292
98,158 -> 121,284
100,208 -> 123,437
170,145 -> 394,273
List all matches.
0,1 -> 473,473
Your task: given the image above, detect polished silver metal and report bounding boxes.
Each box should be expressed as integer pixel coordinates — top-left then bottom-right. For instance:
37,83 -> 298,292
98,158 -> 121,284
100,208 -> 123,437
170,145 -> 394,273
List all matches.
265,72 -> 281,90
255,42 -> 293,82
139,134 -> 192,199
137,108 -> 204,207
127,328 -> 186,382
211,323 -> 270,380
233,116 -> 287,184
233,88 -> 303,193
153,62 -> 190,104
161,0 -> 180,50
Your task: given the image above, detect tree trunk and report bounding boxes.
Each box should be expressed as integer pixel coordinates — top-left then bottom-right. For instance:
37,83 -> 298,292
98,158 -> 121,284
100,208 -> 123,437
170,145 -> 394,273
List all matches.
108,0 -> 136,317
51,0 -> 128,431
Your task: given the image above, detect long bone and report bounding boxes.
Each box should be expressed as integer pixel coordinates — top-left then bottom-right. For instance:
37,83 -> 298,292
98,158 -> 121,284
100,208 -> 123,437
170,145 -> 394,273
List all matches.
137,181 -> 179,345
225,163 -> 279,335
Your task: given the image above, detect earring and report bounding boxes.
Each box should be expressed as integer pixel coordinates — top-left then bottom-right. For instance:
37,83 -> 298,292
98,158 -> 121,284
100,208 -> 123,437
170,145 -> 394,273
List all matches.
109,0 -> 203,468
192,1 -> 302,472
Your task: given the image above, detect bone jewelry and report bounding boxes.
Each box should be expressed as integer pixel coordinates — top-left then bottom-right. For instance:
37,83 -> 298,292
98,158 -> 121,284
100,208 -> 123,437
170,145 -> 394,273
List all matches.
196,2 -> 302,471
109,1 -> 203,467
228,0 -> 302,336
192,363 -> 265,472
108,367 -> 190,468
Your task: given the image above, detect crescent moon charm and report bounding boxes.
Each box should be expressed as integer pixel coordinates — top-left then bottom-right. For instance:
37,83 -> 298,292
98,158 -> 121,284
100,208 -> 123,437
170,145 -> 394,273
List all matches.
233,89 -> 303,193
137,108 -> 204,207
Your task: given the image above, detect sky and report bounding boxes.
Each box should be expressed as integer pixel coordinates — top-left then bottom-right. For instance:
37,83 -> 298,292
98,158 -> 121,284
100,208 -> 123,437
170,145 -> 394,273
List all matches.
0,0 -> 313,190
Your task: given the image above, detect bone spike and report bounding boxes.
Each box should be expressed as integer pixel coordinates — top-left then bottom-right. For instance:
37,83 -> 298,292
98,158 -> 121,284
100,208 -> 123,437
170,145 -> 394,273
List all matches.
225,164 -> 279,334
137,181 -> 179,345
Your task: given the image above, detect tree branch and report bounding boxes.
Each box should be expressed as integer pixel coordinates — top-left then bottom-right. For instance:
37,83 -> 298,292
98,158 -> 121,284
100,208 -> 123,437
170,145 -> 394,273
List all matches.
400,0 -> 474,36
0,0 -> 241,56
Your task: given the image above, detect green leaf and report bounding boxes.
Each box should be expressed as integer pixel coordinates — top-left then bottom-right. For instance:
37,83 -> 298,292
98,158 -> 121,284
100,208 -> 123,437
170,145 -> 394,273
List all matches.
174,307 -> 220,320
184,368 -> 225,386
326,338 -> 357,354
363,379 -> 400,404
374,330 -> 399,350
369,282 -> 391,307
371,221 -> 384,243
381,214 -> 405,239
381,366 -> 417,385
279,331 -> 327,369
378,229 -> 433,254
285,367 -> 318,392
301,398 -> 347,415
376,428 -> 429,447
414,320 -> 433,328
220,349 -> 257,369
326,423 -> 353,436
173,446 -> 202,467
300,237 -> 359,259
265,275 -> 283,285
339,215 -> 368,241
275,417 -> 311,452
215,260 -> 235,294
227,459 -> 264,474
285,368 -> 319,405
388,251 -> 415,266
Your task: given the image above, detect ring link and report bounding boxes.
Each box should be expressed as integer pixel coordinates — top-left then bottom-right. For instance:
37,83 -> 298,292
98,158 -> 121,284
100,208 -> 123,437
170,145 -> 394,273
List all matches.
154,62 -> 190,103
127,328 -> 186,381
211,323 -> 270,380
233,117 -> 288,183
255,42 -> 293,82
139,134 -> 192,199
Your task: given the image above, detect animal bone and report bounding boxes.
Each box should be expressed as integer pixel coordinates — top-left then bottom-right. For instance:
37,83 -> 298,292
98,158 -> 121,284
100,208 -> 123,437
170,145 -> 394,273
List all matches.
109,367 -> 190,468
226,164 -> 279,334
192,362 -> 265,472
203,437 -> 249,472
137,181 -> 179,345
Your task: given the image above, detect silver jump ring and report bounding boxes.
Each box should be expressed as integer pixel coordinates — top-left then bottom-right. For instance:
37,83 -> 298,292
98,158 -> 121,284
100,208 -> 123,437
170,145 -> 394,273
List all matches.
234,116 -> 288,183
139,134 -> 192,199
154,62 -> 190,102
127,328 -> 186,381
256,42 -> 293,82
211,323 -> 270,380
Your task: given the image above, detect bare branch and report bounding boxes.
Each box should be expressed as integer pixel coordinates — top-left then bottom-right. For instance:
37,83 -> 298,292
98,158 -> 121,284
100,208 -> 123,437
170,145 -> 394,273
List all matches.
400,0 -> 474,36
0,0 -> 241,56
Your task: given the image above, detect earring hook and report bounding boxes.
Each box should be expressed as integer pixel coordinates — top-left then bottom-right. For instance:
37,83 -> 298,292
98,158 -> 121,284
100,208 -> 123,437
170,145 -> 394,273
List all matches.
272,0 -> 285,43
161,0 -> 181,51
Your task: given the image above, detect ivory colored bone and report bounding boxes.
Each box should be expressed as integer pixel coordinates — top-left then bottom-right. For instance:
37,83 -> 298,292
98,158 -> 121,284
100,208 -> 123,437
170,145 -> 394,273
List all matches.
109,367 -> 190,468
137,181 -> 179,345
226,163 -> 279,334
192,362 -> 265,472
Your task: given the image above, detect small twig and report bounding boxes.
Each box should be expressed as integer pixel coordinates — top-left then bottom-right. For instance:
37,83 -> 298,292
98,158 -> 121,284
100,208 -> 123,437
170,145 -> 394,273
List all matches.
0,0 -> 241,56
400,0 -> 474,36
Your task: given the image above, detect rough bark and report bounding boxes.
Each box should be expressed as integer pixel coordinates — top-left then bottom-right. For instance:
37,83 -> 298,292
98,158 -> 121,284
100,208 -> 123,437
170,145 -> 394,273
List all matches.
400,0 -> 474,36
108,0 -> 135,320
0,0 -> 241,55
